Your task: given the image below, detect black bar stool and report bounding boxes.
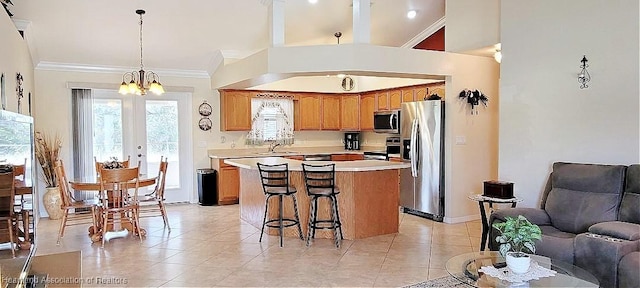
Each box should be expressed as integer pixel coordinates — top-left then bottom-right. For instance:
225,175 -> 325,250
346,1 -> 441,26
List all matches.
302,163 -> 343,248
257,163 -> 304,247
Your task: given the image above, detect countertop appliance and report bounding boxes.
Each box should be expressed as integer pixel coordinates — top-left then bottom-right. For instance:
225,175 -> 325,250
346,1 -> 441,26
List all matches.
373,110 -> 400,134
363,151 -> 388,160
386,136 -> 400,155
344,132 -> 360,150
400,100 -> 445,221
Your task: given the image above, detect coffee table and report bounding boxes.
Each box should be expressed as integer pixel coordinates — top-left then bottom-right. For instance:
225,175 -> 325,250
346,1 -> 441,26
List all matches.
445,252 -> 599,287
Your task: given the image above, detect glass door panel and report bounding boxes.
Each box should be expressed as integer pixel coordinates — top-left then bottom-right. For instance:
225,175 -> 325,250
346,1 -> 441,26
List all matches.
144,100 -> 180,190
92,99 -> 124,163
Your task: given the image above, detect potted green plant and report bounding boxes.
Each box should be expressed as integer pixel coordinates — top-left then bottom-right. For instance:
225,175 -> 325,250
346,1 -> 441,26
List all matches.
492,215 -> 542,274
35,131 -> 64,219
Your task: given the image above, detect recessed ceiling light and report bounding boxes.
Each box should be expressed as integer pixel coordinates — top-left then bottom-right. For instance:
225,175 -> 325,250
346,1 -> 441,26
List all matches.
309,0 -> 318,4
407,10 -> 417,19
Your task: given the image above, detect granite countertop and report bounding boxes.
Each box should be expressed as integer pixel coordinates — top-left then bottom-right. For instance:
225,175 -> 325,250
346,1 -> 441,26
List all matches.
224,157 -> 410,172
208,146 -> 386,159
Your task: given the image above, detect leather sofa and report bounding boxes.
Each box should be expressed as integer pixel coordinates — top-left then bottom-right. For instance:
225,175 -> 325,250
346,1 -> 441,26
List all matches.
489,162 -> 639,288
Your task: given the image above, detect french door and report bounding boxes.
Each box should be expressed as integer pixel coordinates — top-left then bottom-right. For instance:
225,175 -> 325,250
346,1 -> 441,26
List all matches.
91,89 -> 191,202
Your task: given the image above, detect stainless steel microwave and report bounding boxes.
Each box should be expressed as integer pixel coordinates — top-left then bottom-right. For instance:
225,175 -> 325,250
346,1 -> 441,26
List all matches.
373,110 -> 400,134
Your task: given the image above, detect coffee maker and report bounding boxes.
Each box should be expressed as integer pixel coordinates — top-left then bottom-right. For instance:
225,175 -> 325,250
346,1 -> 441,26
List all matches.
344,132 -> 360,150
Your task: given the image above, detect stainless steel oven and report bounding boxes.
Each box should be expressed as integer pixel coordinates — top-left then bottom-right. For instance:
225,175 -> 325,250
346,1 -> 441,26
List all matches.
373,110 -> 400,134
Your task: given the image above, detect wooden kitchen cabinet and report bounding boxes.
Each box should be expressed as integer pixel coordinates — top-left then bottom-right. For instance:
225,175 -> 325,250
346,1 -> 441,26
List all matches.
360,93 -> 376,131
402,88 -> 414,103
377,91 -> 389,111
349,154 -> 365,160
299,94 -> 322,130
414,87 -> 427,101
389,90 -> 402,110
213,159 -> 239,205
220,90 -> 252,131
322,96 -> 341,130
331,154 -> 350,161
340,95 -> 360,131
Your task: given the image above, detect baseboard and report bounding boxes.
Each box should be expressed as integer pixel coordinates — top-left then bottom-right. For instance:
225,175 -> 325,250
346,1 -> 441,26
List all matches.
443,214 -> 481,224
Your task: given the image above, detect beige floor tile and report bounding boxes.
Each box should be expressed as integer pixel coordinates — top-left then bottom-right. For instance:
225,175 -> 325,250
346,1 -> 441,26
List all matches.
34,204 -> 489,287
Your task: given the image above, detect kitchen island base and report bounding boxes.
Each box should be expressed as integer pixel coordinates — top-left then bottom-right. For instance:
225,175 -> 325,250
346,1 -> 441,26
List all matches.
239,167 -> 400,240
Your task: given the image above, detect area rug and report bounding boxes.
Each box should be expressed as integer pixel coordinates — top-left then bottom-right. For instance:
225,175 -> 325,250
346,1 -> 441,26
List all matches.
403,276 -> 467,288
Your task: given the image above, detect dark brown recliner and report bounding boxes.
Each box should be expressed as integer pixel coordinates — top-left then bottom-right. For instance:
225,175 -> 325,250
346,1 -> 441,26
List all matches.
489,162 -> 627,264
574,164 -> 640,288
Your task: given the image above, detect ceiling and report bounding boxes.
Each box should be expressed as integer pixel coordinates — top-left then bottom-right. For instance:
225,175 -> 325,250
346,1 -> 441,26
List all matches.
10,0 -> 445,74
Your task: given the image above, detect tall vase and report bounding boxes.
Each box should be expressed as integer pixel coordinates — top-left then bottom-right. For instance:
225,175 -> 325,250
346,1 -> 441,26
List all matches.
43,186 -> 63,220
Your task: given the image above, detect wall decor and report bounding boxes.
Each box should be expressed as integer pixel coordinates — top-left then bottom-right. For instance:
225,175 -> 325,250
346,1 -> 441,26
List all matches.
198,117 -> 212,131
28,92 -> 31,116
458,89 -> 489,114
198,101 -> 212,116
16,73 -> 23,113
1,73 -> 5,110
578,55 -> 591,89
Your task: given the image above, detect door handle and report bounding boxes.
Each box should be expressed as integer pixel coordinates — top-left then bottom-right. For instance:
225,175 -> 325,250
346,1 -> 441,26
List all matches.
138,154 -> 145,157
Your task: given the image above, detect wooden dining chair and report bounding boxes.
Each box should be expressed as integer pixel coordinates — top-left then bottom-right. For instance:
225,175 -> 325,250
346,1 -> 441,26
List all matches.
139,156 -> 170,230
95,156 -> 131,176
12,158 -> 27,209
54,160 -> 102,244
12,158 -> 26,181
99,166 -> 143,247
0,171 -> 17,257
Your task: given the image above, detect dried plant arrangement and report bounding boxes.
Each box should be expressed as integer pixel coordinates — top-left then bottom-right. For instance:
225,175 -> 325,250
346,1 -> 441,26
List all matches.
35,131 -> 61,187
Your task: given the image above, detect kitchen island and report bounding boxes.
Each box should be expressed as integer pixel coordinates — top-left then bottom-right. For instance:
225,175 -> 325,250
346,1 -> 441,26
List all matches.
224,157 -> 409,240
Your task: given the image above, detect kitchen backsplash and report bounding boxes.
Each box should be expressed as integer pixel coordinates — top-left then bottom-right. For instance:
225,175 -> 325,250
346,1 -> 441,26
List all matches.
216,131 -> 388,149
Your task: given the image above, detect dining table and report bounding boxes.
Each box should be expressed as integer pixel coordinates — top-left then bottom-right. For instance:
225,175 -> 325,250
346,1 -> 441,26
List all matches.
69,175 -> 157,242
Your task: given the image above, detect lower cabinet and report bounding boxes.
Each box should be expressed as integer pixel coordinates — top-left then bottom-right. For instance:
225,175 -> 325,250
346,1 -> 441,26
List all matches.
214,159 -> 240,205
331,154 -> 365,161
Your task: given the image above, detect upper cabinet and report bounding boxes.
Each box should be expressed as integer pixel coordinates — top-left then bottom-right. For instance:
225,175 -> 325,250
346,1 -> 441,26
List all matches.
389,90 -> 402,110
321,96 -> 341,130
220,90 -> 252,131
414,87 -> 427,101
377,91 -> 389,111
340,95 -> 360,131
401,88 -> 414,103
219,83 -> 442,132
298,94 -> 322,130
360,93 -> 376,131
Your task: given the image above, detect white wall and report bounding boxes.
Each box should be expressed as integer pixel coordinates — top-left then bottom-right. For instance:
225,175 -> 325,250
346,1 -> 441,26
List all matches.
0,15 -> 34,114
499,0 -> 640,208
32,69 -> 210,215
445,0 -> 501,53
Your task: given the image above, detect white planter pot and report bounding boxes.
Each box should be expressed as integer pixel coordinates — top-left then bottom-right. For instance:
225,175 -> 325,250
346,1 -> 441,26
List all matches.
506,252 -> 531,274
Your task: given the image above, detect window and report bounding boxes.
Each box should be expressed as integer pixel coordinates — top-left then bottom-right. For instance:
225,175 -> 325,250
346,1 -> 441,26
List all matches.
246,97 -> 294,145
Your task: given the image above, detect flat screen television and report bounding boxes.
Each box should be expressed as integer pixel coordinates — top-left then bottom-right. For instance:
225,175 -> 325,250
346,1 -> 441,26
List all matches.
0,110 -> 37,287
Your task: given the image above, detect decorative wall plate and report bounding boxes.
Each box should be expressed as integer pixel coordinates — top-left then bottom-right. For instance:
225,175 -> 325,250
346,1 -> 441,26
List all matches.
198,101 -> 212,116
198,117 -> 212,131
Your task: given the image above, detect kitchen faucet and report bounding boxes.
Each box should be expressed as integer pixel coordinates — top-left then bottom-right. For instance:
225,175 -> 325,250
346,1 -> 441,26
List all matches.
268,142 -> 282,153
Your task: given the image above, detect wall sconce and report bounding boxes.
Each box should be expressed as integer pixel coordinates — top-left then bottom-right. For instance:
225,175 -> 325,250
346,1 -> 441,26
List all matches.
578,55 -> 591,89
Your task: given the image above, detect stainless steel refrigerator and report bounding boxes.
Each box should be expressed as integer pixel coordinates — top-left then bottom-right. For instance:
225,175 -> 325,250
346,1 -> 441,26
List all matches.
400,100 -> 445,221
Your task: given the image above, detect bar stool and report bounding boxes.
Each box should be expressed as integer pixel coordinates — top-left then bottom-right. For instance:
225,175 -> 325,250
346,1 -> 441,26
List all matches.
257,163 -> 304,247
302,163 -> 343,248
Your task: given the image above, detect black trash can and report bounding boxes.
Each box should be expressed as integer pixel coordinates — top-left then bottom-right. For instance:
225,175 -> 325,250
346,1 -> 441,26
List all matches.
197,169 -> 217,206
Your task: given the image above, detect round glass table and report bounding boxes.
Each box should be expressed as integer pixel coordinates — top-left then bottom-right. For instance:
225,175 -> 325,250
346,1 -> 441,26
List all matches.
445,252 -> 599,287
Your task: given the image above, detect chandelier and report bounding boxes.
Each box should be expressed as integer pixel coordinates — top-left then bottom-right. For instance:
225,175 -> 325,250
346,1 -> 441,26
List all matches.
119,9 -> 164,96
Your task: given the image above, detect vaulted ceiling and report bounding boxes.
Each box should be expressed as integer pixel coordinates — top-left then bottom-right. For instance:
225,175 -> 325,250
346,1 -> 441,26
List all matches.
10,0 -> 445,74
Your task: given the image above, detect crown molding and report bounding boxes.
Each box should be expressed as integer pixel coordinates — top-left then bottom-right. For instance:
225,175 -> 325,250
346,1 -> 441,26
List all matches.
207,50 -> 225,77
12,19 -> 31,32
35,61 -> 210,79
401,16 -> 445,49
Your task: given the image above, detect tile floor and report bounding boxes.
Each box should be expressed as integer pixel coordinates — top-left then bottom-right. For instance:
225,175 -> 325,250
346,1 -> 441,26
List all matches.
35,204 -> 482,287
